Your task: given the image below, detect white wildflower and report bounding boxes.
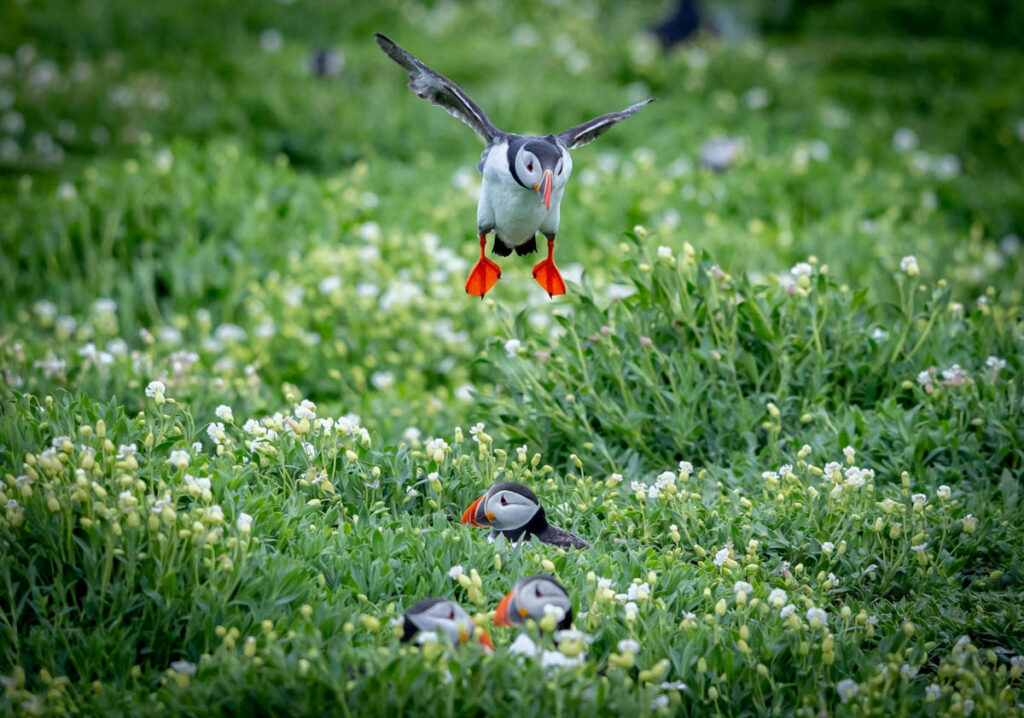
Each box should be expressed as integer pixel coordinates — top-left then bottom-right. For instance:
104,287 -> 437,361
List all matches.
294,400 -> 316,420
713,548 -> 730,568
791,262 -> 813,277
170,660 -> 196,675
237,512 -> 253,533
617,639 -> 640,655
371,371 -> 394,390
806,607 -> 827,628
899,255 -> 920,276
206,422 -> 226,445
167,450 -> 190,470
836,678 -> 859,703
624,602 -> 638,621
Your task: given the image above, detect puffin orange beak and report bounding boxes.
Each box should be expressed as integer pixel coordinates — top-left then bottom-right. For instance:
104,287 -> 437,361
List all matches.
461,495 -> 487,526
538,169 -> 552,210
494,591 -> 515,626
477,630 -> 493,652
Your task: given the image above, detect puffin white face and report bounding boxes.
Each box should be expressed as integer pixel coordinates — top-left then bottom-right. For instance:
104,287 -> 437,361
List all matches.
494,574 -> 573,630
515,577 -> 572,623
407,599 -> 475,646
484,487 -> 540,531
514,140 -> 571,210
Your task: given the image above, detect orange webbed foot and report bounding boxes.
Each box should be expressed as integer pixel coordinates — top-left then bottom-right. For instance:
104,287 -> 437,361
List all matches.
532,258 -> 566,297
465,256 -> 502,298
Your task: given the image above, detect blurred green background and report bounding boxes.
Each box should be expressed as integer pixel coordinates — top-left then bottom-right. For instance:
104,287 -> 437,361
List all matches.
2,3 -> 1023,716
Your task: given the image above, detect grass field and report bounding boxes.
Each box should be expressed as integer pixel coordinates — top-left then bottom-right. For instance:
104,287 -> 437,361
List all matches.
1,1 -> 1023,715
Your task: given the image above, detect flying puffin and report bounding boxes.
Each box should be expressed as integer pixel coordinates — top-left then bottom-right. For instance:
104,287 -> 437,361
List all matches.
494,574 -> 573,631
400,597 -> 493,651
461,481 -> 591,549
375,33 -> 654,298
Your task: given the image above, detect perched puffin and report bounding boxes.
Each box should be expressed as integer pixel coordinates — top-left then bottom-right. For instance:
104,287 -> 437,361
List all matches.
376,33 -> 654,298
495,574 -> 573,631
401,597 -> 493,651
461,481 -> 591,549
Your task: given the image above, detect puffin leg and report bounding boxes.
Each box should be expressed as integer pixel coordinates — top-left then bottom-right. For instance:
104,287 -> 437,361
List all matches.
465,234 -> 502,298
531,236 -> 566,297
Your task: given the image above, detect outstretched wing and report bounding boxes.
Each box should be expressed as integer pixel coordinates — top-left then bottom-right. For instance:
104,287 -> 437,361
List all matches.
557,98 -> 655,150
375,33 -> 501,143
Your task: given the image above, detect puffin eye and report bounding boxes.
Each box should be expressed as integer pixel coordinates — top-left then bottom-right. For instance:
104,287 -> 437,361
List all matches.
526,162 -> 533,172
500,495 -> 508,506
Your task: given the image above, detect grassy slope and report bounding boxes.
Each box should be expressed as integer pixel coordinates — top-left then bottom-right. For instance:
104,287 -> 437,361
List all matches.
1,0 -> 1022,715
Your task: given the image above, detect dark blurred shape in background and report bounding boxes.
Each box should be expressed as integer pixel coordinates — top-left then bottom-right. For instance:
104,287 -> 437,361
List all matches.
309,48 -> 344,78
651,0 -> 703,46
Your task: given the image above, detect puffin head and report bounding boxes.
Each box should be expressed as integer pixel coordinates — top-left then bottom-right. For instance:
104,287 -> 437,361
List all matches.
401,597 -> 493,651
461,481 -> 542,532
494,574 -> 573,631
513,136 -> 571,211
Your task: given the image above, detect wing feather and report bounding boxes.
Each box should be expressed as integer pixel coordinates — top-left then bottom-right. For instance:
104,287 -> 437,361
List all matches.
375,33 -> 501,143
557,99 -> 655,150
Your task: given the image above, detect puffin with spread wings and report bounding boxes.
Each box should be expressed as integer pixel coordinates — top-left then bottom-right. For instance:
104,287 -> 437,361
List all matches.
376,33 -> 654,298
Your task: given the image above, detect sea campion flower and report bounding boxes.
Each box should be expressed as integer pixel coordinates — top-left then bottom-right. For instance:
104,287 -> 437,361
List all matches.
806,607 -> 827,628
624,602 -> 638,621
504,338 -> 522,357
899,255 -> 919,276
167,450 -> 190,470
626,582 -> 651,602
962,514 -> 978,533
712,544 -> 737,569
768,588 -> 787,607
425,437 -> 449,463
937,485 -> 951,500
295,400 -> 316,420
237,512 -> 253,533
618,639 -> 640,655
170,660 -> 196,675
215,405 -> 234,423
836,679 -> 859,703
207,422 -> 227,445
145,380 -> 166,402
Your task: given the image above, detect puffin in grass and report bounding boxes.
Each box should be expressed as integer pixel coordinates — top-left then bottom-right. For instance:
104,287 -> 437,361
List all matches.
494,574 -> 573,632
462,481 -> 591,549
376,33 -> 654,298
400,597 -> 493,651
